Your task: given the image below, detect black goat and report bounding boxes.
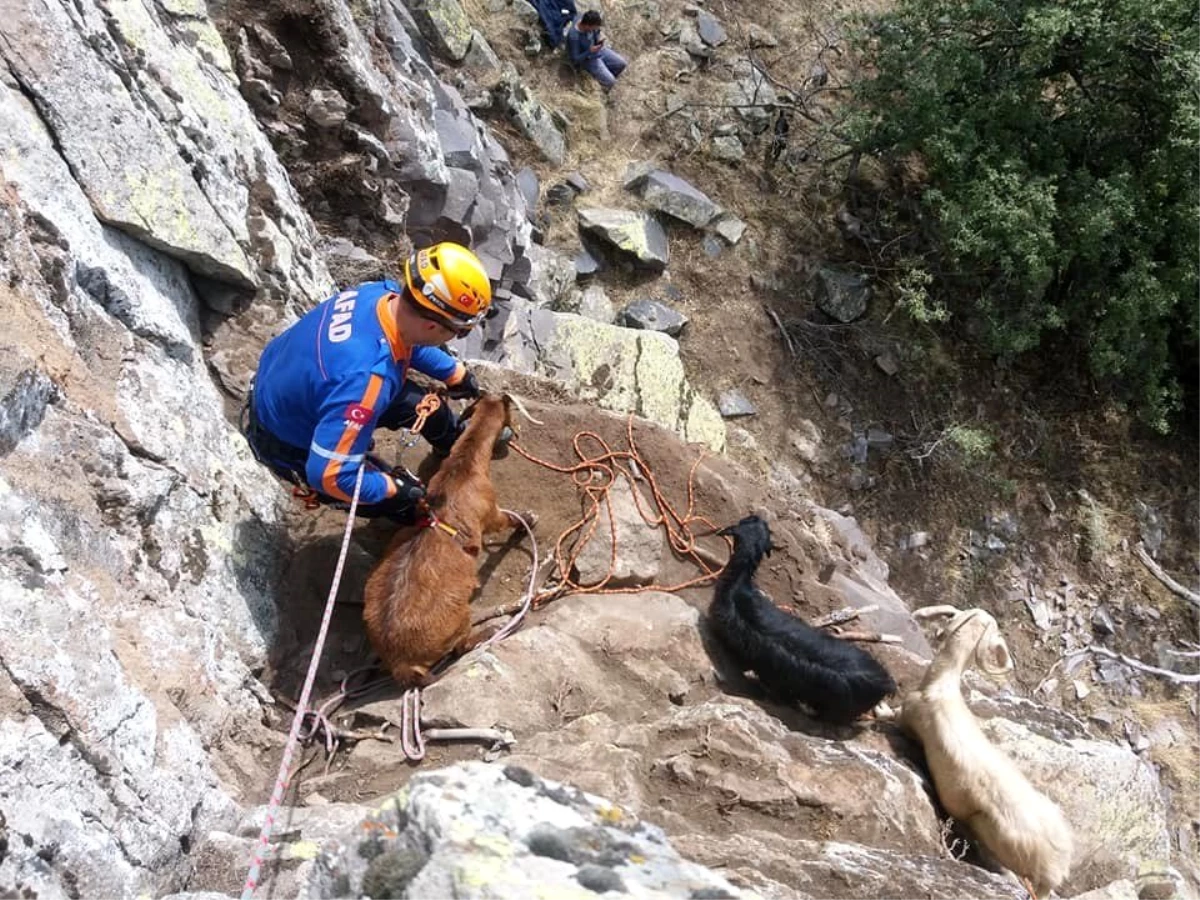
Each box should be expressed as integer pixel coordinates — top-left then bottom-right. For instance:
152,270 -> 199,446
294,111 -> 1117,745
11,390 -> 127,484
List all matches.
710,515 -> 897,723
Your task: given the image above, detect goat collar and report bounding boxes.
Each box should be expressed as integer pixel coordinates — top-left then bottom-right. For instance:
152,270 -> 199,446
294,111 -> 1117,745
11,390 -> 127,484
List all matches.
415,511 -> 479,556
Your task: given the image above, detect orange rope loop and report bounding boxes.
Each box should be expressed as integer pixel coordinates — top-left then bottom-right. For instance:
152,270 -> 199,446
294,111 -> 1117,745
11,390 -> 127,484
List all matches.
508,415 -> 729,607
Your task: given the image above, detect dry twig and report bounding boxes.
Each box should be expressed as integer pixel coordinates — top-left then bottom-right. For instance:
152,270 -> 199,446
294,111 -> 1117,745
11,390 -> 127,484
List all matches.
1067,645 -> 1200,685
828,628 -> 902,644
811,603 -> 877,628
763,304 -> 797,357
1133,542 -> 1200,612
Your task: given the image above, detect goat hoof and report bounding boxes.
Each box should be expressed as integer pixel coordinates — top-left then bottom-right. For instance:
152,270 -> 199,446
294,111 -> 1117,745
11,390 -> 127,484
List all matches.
509,510 -> 538,530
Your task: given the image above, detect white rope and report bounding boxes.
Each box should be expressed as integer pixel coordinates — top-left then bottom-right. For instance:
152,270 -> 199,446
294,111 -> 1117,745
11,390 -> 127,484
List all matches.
395,509 -> 540,762
240,465 -> 366,900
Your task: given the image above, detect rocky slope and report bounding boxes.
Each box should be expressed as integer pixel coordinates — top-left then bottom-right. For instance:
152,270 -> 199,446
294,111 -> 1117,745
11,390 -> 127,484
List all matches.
0,0 -> 1194,899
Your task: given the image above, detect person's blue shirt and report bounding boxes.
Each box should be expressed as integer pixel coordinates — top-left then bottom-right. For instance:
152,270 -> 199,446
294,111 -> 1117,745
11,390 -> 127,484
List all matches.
566,23 -> 600,66
252,281 -> 461,505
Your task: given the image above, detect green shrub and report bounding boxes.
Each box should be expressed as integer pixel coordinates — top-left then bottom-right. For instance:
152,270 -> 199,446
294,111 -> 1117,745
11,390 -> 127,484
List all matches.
850,0 -> 1199,431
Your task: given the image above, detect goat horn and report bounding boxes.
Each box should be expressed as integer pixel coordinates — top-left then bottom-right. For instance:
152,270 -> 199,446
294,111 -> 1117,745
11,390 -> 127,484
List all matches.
912,604 -> 961,620
507,393 -> 544,426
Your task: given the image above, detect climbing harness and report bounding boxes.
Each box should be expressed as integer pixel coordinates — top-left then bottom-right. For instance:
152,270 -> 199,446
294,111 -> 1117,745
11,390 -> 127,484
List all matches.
240,465 -> 365,900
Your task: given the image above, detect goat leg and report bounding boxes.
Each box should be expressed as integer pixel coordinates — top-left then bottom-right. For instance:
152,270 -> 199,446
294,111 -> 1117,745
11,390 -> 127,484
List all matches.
504,508 -> 538,531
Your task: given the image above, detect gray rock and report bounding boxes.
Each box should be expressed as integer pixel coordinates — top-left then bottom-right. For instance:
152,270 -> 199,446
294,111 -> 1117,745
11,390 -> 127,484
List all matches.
294,763 -> 751,898
638,169 -> 722,228
410,0 -> 474,60
788,420 -> 822,464
622,160 -> 656,191
575,246 -> 602,278
702,235 -> 724,257
709,213 -> 746,245
620,298 -> 688,337
2,0 -> 262,288
455,297 -> 725,450
710,134 -> 745,162
442,167 -> 482,223
875,351 -> 900,376
434,108 -> 480,170
747,23 -> 778,47
1133,500 -> 1165,558
565,171 -> 591,193
305,87 -> 349,127
463,29 -> 502,72
696,10 -> 728,46
866,426 -> 893,449
573,477 -> 665,587
516,167 -> 540,213
813,267 -> 871,322
578,285 -> 616,323
677,19 -> 712,59
320,237 -> 385,286
718,389 -> 756,418
495,70 -> 566,165
0,369 -> 56,457
547,182 -> 578,207
1092,606 -> 1117,637
242,77 -> 282,113
578,209 -> 670,272
726,61 -> 778,132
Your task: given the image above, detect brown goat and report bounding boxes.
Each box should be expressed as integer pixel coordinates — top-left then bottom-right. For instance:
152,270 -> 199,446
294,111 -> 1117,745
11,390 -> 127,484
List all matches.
363,393 -> 533,686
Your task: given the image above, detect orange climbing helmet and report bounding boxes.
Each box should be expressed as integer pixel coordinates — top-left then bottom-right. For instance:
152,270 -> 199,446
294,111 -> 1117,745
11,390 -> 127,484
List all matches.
403,242 -> 493,332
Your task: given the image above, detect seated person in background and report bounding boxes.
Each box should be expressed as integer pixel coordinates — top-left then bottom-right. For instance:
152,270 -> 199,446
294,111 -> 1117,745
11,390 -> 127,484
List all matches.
567,10 -> 627,93
528,0 -> 577,48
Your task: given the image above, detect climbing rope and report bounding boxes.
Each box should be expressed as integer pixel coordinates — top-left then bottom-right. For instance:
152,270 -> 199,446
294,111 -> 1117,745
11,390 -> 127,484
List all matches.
507,415 -> 729,606
398,391 -> 442,452
240,464 -> 365,900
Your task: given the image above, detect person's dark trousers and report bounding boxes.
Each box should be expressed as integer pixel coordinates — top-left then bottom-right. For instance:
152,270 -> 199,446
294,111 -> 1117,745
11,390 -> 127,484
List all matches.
240,391 -> 423,524
377,379 -> 464,456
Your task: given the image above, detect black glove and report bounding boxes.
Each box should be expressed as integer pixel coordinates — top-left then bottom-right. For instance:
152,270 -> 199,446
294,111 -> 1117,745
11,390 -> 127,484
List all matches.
390,467 -> 426,504
446,370 -> 481,400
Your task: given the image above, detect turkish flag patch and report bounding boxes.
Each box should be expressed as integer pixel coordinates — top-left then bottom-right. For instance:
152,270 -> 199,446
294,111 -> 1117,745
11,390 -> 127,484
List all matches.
344,403 -> 374,425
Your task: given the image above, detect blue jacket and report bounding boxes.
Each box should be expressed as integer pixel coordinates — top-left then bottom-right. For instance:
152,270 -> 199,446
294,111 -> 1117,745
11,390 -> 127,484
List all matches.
566,24 -> 601,66
252,281 -> 464,505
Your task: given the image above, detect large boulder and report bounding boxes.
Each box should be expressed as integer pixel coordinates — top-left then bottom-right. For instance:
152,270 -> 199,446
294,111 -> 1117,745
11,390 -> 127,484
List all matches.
813,267 -> 871,323
455,296 -> 726,451
632,168 -> 723,228
494,69 -> 566,165
578,208 -> 671,272
979,702 -> 1173,894
409,0 -> 474,61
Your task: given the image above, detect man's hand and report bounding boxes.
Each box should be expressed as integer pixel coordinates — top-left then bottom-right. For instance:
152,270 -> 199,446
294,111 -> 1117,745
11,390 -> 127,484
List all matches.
391,469 -> 426,504
446,370 -> 481,400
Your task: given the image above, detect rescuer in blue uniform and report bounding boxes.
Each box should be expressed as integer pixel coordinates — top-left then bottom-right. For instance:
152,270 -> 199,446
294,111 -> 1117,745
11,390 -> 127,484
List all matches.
243,242 -> 494,523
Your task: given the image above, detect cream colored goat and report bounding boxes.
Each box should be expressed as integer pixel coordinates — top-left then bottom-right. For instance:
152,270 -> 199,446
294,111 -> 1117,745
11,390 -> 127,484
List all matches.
900,606 -> 1074,898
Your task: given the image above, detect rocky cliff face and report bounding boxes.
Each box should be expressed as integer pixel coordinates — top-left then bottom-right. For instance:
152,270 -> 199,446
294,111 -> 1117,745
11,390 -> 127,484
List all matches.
0,1 -> 1186,899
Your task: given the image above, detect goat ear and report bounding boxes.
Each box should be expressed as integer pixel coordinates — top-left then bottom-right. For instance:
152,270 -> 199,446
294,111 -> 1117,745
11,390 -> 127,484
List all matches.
985,640 -> 1013,674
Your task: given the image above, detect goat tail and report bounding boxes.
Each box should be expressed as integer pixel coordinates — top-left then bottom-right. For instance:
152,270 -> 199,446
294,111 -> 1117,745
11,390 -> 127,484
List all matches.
507,392 -> 544,425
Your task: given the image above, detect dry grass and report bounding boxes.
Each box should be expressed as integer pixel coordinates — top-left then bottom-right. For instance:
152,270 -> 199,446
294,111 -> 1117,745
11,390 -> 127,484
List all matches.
1130,697 -> 1200,801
